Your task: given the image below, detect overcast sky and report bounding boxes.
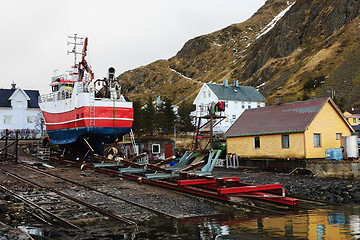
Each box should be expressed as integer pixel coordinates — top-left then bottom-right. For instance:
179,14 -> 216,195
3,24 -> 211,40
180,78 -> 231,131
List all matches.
0,0 -> 266,94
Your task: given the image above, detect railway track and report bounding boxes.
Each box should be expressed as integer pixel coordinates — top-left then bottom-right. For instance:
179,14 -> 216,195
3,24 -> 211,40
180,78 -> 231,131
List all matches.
289,195 -> 345,206
18,163 -> 178,218
0,165 -> 158,230
48,157 -> 300,215
49,157 -> 343,212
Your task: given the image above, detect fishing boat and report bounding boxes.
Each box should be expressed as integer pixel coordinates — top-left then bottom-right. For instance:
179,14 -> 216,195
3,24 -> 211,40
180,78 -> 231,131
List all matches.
38,35 -> 133,153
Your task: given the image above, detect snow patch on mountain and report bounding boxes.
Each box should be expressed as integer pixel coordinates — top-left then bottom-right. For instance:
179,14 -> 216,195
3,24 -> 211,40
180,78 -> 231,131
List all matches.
169,67 -> 192,80
256,1 -> 296,40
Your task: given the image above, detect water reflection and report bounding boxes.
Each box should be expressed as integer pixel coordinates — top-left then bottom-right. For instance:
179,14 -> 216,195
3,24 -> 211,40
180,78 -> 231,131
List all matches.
164,205 -> 360,239
17,205 -> 360,239
199,206 -> 360,239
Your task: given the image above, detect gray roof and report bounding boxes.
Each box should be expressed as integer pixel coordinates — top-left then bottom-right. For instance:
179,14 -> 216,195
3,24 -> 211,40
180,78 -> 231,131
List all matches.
207,83 -> 266,102
0,89 -> 40,109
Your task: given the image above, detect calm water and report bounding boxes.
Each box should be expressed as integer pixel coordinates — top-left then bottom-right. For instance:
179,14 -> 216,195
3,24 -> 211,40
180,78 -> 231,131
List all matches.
135,204 -> 360,239
22,204 -> 360,239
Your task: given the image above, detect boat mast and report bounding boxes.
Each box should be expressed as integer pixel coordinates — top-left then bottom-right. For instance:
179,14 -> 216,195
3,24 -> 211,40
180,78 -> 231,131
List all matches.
67,34 -> 84,68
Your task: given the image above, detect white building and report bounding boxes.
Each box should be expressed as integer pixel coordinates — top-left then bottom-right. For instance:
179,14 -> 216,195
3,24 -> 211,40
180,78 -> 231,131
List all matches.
192,80 -> 266,133
0,83 -> 41,137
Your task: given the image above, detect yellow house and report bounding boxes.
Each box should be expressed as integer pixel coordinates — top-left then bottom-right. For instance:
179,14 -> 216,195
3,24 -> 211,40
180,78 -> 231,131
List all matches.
343,111 -> 358,125
224,98 -> 354,159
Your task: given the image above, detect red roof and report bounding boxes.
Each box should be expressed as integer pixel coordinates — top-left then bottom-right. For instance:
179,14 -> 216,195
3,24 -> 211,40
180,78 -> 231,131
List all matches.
224,98 -> 349,137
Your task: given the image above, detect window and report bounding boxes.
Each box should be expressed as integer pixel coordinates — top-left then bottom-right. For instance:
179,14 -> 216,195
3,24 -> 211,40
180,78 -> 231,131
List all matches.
257,102 -> 261,108
232,115 -> 237,121
254,137 -> 260,149
282,135 -> 289,148
241,102 -> 245,109
208,91 -> 211,97
314,133 -> 321,147
336,133 -> 342,140
16,101 -> 23,108
234,101 -> 238,109
27,116 -> 35,123
203,91 -> 206,98
4,115 -> 12,124
353,118 -> 357,123
152,144 -> 161,154
248,105 -> 251,109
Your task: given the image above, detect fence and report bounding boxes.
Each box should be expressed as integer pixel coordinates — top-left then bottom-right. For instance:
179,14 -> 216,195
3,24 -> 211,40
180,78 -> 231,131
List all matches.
0,129 -> 19,162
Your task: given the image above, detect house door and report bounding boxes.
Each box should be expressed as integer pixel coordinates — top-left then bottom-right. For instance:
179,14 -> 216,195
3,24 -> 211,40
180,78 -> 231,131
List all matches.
164,144 -> 173,158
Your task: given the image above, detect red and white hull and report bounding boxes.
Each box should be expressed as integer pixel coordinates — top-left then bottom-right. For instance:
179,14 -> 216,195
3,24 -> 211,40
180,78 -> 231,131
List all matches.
39,82 -> 133,145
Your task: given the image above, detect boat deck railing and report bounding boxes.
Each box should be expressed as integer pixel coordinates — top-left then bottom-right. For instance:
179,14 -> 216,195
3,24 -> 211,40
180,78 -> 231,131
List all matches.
39,82 -> 88,103
38,82 -> 127,103
39,90 -> 73,103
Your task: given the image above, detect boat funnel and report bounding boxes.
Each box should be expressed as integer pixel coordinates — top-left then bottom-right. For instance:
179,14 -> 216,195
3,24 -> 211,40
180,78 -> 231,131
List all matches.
108,67 -> 115,81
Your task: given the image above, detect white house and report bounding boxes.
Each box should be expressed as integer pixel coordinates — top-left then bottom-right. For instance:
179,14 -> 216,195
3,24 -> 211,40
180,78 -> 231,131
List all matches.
192,79 -> 266,133
0,83 -> 41,137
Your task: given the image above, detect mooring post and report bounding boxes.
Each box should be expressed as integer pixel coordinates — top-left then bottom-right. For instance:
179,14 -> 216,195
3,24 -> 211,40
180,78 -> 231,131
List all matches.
15,131 -> 19,163
4,129 -> 8,159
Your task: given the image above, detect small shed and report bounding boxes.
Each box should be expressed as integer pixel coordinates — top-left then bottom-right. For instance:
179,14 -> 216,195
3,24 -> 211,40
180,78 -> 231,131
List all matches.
136,137 -> 175,161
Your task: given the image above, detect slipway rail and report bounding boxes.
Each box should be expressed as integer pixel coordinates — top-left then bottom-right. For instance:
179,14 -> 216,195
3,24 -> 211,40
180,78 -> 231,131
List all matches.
0,185 -> 82,230
49,156 -> 299,215
19,164 -> 178,219
0,168 -> 136,225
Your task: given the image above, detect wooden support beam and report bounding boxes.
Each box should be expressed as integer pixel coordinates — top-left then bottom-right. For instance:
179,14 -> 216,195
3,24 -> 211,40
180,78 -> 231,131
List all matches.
154,156 -> 176,166
179,161 -> 204,172
0,139 -> 20,152
82,139 -> 94,155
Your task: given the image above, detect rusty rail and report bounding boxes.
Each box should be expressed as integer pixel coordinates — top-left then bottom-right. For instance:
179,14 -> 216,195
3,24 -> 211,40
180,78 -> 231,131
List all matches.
20,164 -> 178,218
0,168 -> 136,225
0,185 -> 81,230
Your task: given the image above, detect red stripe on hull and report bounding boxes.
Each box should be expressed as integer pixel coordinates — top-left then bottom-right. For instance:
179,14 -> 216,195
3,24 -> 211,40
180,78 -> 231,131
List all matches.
42,106 -> 133,131
45,119 -> 133,130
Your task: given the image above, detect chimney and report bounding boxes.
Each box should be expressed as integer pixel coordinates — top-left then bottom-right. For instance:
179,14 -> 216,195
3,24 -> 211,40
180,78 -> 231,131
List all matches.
11,82 -> 16,90
234,80 -> 239,87
223,79 -> 229,87
276,93 -> 281,105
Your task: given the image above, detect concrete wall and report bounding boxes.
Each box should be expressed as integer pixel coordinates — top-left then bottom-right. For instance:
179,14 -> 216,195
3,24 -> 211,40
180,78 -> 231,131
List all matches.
307,162 -> 360,179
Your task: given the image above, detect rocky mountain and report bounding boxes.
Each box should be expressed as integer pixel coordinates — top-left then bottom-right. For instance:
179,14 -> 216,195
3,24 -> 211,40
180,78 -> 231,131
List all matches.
118,0 -> 360,109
